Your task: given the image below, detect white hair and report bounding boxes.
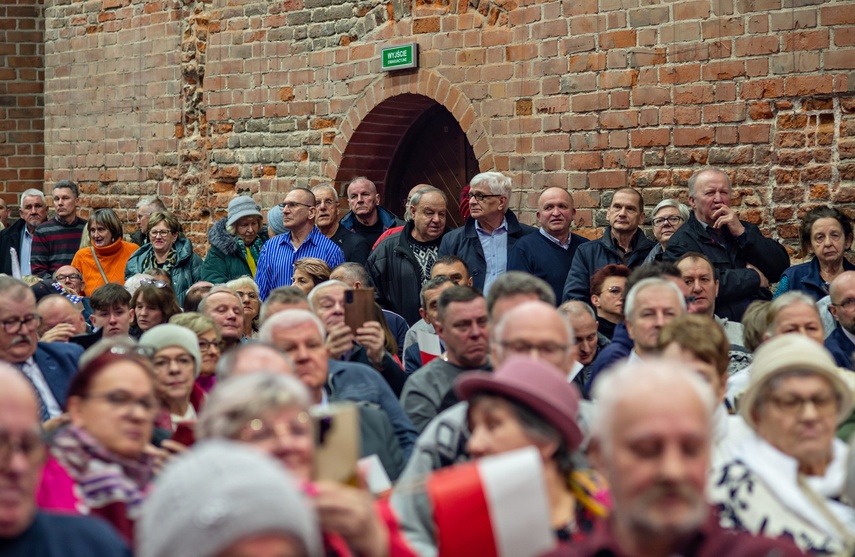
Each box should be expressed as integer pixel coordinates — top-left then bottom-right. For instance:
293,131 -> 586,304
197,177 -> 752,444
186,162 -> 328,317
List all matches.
20,188 -> 46,204
259,309 -> 326,343
306,280 -> 349,312
624,278 -> 686,321
470,171 -> 512,198
651,198 -> 690,221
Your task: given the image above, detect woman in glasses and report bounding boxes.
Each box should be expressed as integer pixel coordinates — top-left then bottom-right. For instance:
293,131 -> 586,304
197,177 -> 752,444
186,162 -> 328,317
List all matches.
226,276 -> 262,340
50,344 -> 158,544
169,312 -> 223,393
70,208 -> 140,296
644,199 -> 690,264
128,284 -> 181,339
201,195 -> 268,284
125,211 -> 202,306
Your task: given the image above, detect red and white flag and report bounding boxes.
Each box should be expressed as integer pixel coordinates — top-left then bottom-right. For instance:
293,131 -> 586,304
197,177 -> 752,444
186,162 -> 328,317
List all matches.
427,447 -> 555,557
416,329 -> 443,367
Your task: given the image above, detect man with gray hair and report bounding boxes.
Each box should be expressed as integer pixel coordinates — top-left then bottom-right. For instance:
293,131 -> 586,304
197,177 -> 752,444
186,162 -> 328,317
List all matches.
438,171 -> 535,295
623,278 -> 687,364
130,195 -> 166,246
367,186 -> 449,325
664,167 -> 789,322
559,300 -> 610,393
0,188 -> 48,276
543,359 -> 802,557
339,176 -> 404,247
312,183 -> 370,264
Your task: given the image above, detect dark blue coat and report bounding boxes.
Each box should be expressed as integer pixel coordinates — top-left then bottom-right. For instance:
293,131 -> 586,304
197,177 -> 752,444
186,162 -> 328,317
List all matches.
825,325 -> 855,370
508,230 -> 588,304
777,257 -> 855,301
562,227 -> 655,303
438,210 -> 536,292
584,322 -> 632,395
0,512 -> 131,556
33,341 -> 84,408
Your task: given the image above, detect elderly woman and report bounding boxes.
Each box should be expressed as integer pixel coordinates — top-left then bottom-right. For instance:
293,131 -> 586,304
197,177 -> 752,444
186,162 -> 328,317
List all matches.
226,276 -> 261,339
70,208 -> 140,295
292,257 -> 332,295
201,195 -> 268,283
139,324 -> 205,433
170,312 -> 223,393
197,373 -> 417,557
710,334 -> 855,555
129,283 -> 181,338
50,345 -> 158,543
644,199 -> 690,263
125,210 -> 202,305
776,206 -> 855,300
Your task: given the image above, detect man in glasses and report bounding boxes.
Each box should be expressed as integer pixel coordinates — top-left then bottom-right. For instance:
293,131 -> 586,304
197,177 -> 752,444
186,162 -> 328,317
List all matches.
438,171 -> 535,295
30,180 -> 87,279
255,188 -> 344,300
0,277 -> 82,422
824,271 -> 855,369
310,183 -> 370,265
0,188 -> 49,277
339,176 -> 404,248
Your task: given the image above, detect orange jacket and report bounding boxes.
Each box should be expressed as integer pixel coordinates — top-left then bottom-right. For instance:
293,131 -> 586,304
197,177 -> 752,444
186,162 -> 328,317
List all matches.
71,240 -> 140,295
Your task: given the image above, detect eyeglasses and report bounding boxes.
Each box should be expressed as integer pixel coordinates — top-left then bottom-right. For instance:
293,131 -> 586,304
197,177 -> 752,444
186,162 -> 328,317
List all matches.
767,393 -> 838,416
238,413 -> 311,445
500,340 -> 570,358
140,278 -> 168,288
652,216 -> 684,228
279,201 -> 313,210
0,427 -> 44,468
315,199 -> 337,207
198,340 -> 225,352
831,298 -> 855,312
83,390 -> 159,415
152,355 -> 196,370
149,230 -> 173,238
601,286 -> 623,295
108,345 -> 155,359
467,192 -> 503,202
55,273 -> 82,282
0,314 -> 41,334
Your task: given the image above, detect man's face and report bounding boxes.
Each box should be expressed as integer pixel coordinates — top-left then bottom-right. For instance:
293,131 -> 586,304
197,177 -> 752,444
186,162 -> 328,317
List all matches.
0,292 -> 39,364
54,265 -> 84,295
536,188 -> 575,239
435,298 -> 490,369
419,282 -> 454,326
690,171 -> 731,226
431,261 -> 472,287
52,187 -> 78,220
771,303 -> 824,344
137,203 -> 157,233
281,190 -> 316,231
269,321 -> 330,395
591,276 -> 626,321
830,275 -> 855,335
204,292 -> 244,341
312,285 -> 346,329
569,313 -> 599,365
410,192 -> 447,243
19,195 -> 47,231
467,182 -> 505,222
313,188 -> 338,229
678,258 -> 719,317
592,383 -> 710,541
38,299 -> 87,337
90,304 -> 132,338
606,191 -> 643,234
626,285 -> 684,354
229,345 -> 295,378
347,180 -> 379,218
494,306 -> 576,372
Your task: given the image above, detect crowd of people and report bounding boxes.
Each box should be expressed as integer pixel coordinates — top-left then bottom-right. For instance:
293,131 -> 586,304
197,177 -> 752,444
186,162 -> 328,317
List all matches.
2,168 -> 855,557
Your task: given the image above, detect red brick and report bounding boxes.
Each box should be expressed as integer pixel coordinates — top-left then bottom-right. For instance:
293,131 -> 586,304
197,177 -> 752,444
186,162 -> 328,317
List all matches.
836,28 -> 855,47
632,128 -> 671,147
741,78 -> 785,99
783,30 -> 830,51
673,0 -> 710,20
601,110 -> 639,129
599,30 -> 636,49
589,170 -> 628,189
674,127 -> 715,146
739,123 -> 772,143
734,36 -> 779,56
825,50 -> 855,70
565,152 -> 602,170
785,75 -> 833,96
821,6 -> 855,25
632,86 -> 671,106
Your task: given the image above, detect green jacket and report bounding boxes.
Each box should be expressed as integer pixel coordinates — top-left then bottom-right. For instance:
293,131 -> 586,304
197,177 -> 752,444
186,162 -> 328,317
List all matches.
200,217 -> 267,284
125,237 -> 202,305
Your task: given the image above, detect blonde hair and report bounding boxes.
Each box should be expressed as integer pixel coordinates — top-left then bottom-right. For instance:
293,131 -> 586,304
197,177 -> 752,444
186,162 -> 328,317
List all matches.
170,312 -> 220,339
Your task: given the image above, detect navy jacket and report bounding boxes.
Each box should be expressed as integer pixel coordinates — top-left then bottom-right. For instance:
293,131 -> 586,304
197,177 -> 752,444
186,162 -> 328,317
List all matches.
777,257 -> 855,301
382,309 -> 408,360
562,227 -> 655,303
825,325 -> 855,370
664,213 -> 790,322
438,210 -> 536,292
0,512 -> 131,557
340,206 -> 404,235
329,225 -> 371,265
584,322 -> 632,395
508,230 -> 589,304
33,342 -> 84,408
0,218 -> 28,276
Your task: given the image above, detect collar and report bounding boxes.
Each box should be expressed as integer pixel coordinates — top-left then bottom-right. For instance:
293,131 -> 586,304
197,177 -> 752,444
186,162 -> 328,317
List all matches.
582,510 -> 721,557
840,325 -> 855,347
539,227 -> 571,249
91,239 -> 126,257
475,216 -> 508,235
283,225 -> 319,247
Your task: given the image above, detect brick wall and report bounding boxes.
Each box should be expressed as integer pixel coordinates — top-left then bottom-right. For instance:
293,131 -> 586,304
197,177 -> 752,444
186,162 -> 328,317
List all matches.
0,0 -> 44,214
40,0 -> 855,255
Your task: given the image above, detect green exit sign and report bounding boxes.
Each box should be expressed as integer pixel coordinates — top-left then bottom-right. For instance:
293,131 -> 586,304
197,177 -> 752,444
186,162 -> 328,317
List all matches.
381,43 -> 418,71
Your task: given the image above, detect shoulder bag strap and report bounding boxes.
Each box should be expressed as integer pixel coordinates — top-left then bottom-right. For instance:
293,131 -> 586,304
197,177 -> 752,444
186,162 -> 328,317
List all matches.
90,246 -> 109,284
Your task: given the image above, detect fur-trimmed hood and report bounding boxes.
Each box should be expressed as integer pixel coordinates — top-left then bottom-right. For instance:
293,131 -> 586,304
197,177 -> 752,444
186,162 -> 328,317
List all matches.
207,217 -> 267,257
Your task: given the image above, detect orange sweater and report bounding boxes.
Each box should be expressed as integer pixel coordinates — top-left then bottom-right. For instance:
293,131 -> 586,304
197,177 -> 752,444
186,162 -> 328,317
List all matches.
71,240 -> 140,295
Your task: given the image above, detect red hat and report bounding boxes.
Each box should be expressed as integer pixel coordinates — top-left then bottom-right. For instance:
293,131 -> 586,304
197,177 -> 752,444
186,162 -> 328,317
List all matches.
455,355 -> 583,452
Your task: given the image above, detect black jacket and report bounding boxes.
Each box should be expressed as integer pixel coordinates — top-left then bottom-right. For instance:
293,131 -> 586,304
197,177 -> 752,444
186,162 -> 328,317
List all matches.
663,213 -> 790,322
0,218 -> 28,275
329,224 -> 371,265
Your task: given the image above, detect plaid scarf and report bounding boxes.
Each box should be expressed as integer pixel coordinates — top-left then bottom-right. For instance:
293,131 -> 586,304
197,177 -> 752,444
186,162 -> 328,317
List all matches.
141,246 -> 178,274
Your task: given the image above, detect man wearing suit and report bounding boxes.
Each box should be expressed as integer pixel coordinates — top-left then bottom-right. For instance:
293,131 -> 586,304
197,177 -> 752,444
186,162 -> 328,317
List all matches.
0,189 -> 49,276
826,271 -> 855,369
0,277 -> 82,421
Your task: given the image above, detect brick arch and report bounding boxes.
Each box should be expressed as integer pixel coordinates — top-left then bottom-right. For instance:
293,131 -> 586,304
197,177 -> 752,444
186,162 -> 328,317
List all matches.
323,70 -> 492,195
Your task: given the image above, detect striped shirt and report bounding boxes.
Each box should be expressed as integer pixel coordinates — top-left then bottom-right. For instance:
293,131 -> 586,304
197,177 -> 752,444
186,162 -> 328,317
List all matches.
30,216 -> 86,278
256,226 -> 345,300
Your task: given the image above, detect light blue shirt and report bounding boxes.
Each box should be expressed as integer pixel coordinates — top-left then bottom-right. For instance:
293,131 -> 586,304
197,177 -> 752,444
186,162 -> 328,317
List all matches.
19,227 -> 34,276
475,216 -> 508,296
538,226 -> 571,250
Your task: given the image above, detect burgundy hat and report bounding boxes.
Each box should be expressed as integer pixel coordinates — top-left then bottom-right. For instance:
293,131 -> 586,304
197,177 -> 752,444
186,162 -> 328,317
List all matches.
455,355 -> 584,452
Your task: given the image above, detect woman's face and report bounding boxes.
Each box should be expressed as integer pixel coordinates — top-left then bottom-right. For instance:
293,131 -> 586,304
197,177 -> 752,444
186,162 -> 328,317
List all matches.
149,222 -> 177,254
810,217 -> 851,267
291,269 -> 315,295
69,360 -> 157,458
239,406 -> 314,483
152,346 -> 196,407
197,329 -> 222,377
234,287 -> 261,321
90,222 -> 115,248
133,295 -> 164,332
466,396 -> 542,461
235,216 -> 260,246
651,206 -> 685,246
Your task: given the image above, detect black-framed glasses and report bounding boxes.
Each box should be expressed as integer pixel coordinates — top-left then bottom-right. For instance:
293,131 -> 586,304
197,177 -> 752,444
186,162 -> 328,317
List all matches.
152,355 -> 196,370
83,390 -> 159,415
198,340 -> 225,352
140,278 -> 168,289
55,273 -> 82,282
832,299 -> 855,312
149,230 -> 173,238
279,201 -> 313,210
652,216 -> 684,227
0,427 -> 45,468
467,192 -> 503,202
767,393 -> 838,416
0,314 -> 41,335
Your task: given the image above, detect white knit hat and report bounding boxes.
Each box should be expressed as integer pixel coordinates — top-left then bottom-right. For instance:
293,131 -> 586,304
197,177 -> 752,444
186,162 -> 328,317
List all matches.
139,324 -> 202,377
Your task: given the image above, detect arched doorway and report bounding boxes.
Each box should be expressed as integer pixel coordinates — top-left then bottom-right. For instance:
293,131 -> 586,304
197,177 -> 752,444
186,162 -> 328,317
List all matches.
334,93 -> 478,227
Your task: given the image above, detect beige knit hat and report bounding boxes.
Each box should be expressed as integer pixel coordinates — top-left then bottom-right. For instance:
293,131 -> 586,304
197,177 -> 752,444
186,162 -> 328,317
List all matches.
739,333 -> 854,429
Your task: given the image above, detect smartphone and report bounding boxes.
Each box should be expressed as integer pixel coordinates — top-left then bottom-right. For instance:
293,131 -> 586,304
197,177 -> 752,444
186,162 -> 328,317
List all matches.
311,403 -> 360,485
344,288 -> 375,333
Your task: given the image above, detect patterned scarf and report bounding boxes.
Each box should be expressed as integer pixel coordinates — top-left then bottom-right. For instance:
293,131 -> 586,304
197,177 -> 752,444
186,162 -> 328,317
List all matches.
237,235 -> 265,276
141,246 -> 178,273
51,424 -> 154,519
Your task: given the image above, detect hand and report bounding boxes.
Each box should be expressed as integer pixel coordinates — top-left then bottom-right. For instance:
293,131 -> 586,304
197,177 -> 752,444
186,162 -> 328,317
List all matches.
314,481 -> 389,557
40,323 -> 78,343
326,323 -> 354,359
747,263 -> 770,289
144,440 -> 187,475
355,321 -> 385,367
711,205 -> 745,237
42,413 -> 70,433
